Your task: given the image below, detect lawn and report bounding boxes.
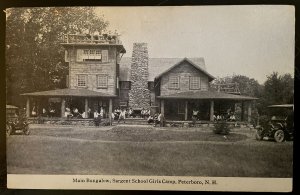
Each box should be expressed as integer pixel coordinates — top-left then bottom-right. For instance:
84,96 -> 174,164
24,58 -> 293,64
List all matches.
7,126 -> 293,177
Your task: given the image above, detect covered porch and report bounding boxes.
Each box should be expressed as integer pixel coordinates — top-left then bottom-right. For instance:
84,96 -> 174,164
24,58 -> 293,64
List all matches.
21,88 -> 116,125
157,91 -> 258,124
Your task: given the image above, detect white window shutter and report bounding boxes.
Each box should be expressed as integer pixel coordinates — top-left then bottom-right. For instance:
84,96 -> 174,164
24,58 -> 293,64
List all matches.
76,49 -> 83,61
102,50 -> 108,62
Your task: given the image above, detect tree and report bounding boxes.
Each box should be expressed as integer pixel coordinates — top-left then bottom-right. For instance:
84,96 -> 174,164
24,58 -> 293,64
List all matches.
261,72 -> 294,107
6,7 -> 109,107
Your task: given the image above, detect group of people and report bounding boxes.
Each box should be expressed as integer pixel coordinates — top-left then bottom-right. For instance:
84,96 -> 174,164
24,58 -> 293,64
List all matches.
111,107 -> 151,123
63,107 -> 104,119
147,112 -> 165,127
213,111 -> 236,122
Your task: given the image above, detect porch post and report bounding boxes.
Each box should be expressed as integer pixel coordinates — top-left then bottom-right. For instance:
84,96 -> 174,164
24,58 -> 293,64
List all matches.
160,99 -> 165,116
210,100 -> 214,122
84,98 -> 88,118
61,98 -> 66,117
247,101 -> 252,124
26,97 -> 30,117
109,98 -> 113,125
184,100 -> 188,121
241,102 -> 245,121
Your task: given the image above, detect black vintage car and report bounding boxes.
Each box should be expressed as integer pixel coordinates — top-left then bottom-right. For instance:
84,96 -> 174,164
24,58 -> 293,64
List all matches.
255,104 -> 294,142
6,105 -> 30,136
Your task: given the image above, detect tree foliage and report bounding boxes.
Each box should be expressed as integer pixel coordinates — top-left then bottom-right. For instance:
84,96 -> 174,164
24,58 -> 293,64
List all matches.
6,7 -> 109,106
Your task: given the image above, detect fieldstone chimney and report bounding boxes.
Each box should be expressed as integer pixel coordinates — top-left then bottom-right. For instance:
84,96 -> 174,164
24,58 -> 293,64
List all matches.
128,43 -> 151,109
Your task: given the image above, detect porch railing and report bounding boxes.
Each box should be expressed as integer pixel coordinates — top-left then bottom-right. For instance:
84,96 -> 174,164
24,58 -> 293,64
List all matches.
62,34 -> 122,44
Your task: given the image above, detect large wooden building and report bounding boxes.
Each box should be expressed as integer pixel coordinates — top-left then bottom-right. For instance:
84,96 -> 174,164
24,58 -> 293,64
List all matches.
22,34 -> 257,124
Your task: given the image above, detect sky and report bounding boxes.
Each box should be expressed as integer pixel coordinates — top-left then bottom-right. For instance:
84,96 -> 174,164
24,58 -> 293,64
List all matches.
95,6 -> 295,84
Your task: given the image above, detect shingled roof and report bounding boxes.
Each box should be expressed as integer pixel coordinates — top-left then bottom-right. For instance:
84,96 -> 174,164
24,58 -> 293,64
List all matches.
157,91 -> 258,100
119,57 -> 207,81
21,88 -> 117,97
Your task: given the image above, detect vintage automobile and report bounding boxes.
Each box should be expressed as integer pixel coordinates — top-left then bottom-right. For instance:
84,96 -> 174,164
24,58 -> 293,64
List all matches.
6,105 -> 30,136
255,104 -> 294,142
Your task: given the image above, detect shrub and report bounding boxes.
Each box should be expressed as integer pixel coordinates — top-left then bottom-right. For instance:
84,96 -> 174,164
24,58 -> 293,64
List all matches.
213,121 -> 231,135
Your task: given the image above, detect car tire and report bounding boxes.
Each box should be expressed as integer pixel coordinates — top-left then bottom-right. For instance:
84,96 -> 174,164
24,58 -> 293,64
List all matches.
255,129 -> 263,140
274,129 -> 285,143
6,124 -> 12,136
24,126 -> 30,135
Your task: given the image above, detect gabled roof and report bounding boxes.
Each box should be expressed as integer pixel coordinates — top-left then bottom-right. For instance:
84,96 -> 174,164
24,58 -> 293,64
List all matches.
119,57 -> 210,81
154,58 -> 215,81
157,91 -> 258,100
21,88 -> 117,97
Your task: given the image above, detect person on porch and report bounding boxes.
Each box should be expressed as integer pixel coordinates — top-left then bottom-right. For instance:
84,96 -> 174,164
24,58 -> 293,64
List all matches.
41,108 -> 47,117
65,107 -> 73,118
192,108 -> 199,125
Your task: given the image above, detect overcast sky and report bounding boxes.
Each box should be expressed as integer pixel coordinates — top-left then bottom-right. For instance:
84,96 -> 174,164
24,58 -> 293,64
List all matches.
95,6 -> 294,84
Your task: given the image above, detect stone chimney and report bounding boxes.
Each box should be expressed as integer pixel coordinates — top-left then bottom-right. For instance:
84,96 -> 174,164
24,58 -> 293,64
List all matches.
128,43 -> 151,109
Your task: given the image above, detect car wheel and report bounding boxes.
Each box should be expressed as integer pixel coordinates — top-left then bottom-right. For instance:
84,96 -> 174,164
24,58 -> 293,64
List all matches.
6,124 -> 12,136
24,126 -> 30,135
274,129 -> 285,143
255,129 -> 263,140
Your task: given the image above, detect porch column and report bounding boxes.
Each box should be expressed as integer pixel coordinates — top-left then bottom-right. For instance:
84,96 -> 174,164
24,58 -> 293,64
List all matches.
160,99 -> 165,116
61,98 -> 66,117
241,102 -> 245,121
247,101 -> 252,124
26,97 -> 30,117
109,98 -> 113,125
210,100 -> 214,122
184,101 -> 188,121
84,98 -> 88,118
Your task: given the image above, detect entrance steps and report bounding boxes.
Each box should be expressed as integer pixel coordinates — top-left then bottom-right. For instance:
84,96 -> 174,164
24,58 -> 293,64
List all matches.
112,118 -> 150,125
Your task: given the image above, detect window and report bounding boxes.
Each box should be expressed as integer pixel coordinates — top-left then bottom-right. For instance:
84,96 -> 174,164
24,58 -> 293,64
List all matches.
77,49 -> 105,62
77,75 -> 87,87
120,81 -> 131,89
190,76 -> 201,90
168,76 -> 179,89
97,75 -> 108,88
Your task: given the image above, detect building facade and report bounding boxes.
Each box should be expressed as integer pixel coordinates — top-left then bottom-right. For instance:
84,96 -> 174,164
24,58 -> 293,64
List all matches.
22,34 -> 257,124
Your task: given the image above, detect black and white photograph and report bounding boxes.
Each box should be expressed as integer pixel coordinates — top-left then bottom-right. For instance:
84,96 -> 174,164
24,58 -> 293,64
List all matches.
5,6 -> 294,191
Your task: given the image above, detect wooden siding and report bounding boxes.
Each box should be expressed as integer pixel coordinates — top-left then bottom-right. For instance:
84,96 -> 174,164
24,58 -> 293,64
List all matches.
160,61 -> 209,96
67,46 -> 118,95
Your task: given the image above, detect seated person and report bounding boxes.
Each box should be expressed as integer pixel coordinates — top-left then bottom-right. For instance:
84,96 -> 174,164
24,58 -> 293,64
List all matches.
128,108 -> 133,117
41,108 -> 48,117
153,113 -> 159,127
64,107 -> 73,118
147,115 -> 154,123
144,109 -> 150,118
229,114 -> 236,121
49,107 -> 56,117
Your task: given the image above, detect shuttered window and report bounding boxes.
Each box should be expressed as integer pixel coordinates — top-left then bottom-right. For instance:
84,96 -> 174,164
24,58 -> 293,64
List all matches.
189,76 -> 201,90
97,75 -> 108,88
77,75 -> 87,87
169,76 -> 179,89
102,50 -> 108,62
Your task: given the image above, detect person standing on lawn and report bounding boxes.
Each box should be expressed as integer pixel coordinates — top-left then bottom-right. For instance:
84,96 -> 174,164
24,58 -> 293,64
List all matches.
118,108 -> 126,123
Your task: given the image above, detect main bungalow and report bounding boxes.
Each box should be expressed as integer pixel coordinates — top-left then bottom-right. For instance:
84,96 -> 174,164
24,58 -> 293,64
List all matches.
22,34 -> 257,124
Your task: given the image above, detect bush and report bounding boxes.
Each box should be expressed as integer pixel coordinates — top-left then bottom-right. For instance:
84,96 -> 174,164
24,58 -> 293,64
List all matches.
213,121 -> 231,135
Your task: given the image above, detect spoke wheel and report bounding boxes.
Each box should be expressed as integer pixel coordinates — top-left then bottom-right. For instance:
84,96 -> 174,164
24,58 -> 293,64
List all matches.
255,129 -> 263,140
23,125 -> 30,135
274,129 -> 285,143
6,124 -> 12,136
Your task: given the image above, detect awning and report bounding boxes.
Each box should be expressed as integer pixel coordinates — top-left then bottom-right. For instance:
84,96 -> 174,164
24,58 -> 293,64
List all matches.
21,88 -> 117,98
157,91 -> 258,100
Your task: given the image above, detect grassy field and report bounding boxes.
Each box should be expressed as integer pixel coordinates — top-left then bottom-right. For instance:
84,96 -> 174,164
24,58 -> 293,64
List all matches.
7,125 -> 293,177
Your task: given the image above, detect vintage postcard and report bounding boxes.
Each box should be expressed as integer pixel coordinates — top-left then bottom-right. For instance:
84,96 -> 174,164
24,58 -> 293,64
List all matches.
5,6 -> 294,191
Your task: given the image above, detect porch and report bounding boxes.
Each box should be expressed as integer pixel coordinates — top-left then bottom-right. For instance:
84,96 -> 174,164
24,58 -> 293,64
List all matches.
21,88 -> 116,125
157,90 -> 258,124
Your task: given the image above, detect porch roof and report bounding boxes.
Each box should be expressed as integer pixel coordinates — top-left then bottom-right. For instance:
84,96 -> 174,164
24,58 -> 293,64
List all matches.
157,91 -> 258,100
21,88 -> 117,98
